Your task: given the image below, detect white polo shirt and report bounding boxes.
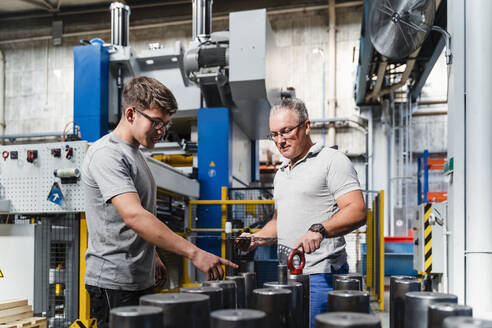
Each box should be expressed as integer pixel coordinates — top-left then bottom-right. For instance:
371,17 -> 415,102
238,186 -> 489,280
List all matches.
274,143 -> 361,274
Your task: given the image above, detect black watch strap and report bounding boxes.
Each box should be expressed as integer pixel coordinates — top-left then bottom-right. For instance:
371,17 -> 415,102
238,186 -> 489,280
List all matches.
309,223 -> 327,238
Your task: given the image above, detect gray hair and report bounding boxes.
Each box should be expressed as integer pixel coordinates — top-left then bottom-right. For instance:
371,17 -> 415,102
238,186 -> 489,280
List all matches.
270,98 -> 309,123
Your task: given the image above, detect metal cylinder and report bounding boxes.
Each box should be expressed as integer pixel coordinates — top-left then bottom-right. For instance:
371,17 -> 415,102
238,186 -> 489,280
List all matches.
278,264 -> 288,284
333,273 -> 364,290
203,280 -> 237,309
211,309 -> 266,328
252,288 -> 291,328
315,312 -> 381,328
334,278 -> 361,291
288,273 -> 310,328
181,286 -> 223,311
327,290 -> 370,313
428,303 -> 473,328
192,0 -> 213,41
390,277 -> 421,328
404,292 -> 458,328
110,2 -> 130,46
226,276 -> 246,308
139,293 -> 210,328
240,272 -> 257,308
264,280 -> 303,327
443,316 -> 492,328
109,305 -> 163,328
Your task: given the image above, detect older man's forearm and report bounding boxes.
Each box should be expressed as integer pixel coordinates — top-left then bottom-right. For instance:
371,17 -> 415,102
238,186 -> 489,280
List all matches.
321,203 -> 366,238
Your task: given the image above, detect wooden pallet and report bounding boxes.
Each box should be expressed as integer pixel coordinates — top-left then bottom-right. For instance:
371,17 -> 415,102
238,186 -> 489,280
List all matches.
0,300 -> 46,328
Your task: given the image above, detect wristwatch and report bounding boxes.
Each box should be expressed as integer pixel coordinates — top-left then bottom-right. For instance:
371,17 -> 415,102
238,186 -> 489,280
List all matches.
309,223 -> 328,238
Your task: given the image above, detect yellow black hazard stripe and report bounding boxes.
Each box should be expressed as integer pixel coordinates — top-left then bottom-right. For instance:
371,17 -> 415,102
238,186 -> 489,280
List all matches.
424,203 -> 432,274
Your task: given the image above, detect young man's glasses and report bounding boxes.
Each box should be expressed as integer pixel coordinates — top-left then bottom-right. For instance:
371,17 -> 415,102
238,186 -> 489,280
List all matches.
267,121 -> 305,141
133,107 -> 172,131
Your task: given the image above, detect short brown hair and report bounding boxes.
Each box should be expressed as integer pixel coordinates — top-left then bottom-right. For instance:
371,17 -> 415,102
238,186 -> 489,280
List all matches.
122,76 -> 178,115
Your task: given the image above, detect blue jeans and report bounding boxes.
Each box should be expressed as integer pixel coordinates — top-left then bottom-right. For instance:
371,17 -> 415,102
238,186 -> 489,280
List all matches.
310,263 -> 349,328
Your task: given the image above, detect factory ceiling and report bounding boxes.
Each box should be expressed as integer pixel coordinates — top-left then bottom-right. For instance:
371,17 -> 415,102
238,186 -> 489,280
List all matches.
0,0 -> 362,43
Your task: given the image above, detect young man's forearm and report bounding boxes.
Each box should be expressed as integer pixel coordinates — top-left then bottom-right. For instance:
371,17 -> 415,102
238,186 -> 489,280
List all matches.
126,209 -> 199,259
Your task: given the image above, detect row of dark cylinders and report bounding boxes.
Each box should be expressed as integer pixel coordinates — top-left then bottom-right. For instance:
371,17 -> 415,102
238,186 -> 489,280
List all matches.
107,272 -> 492,327
389,275 -> 492,328
107,270 -> 378,328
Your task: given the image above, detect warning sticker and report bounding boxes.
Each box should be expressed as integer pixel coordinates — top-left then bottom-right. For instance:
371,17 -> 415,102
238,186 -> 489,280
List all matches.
0,268 -> 4,278
209,161 -> 215,167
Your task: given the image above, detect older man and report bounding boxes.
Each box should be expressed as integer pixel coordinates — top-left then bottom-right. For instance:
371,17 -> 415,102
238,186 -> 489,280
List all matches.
238,98 -> 366,326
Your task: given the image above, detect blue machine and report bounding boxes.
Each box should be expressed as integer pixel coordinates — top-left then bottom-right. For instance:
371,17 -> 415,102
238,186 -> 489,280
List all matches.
197,107 -> 232,255
73,44 -> 109,141
72,4 -> 282,262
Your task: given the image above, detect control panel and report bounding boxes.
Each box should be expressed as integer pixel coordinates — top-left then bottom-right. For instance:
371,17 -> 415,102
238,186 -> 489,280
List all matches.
0,141 -> 88,213
413,202 -> 446,274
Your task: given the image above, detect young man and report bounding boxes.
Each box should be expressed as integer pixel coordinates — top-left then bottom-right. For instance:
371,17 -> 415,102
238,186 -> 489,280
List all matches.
82,76 -> 237,328
237,98 -> 366,327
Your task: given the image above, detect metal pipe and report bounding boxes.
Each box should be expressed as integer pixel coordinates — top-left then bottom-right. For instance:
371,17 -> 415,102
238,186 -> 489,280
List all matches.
315,312 -> 381,328
0,132 -> 63,140
465,0 -> 492,317
312,48 -> 326,146
431,26 -> 452,65
192,0 -> 213,41
327,0 -> 336,146
428,303 -> 473,328
310,117 -> 367,126
189,200 -> 274,205
139,293 -> 211,328
412,110 -> 448,116
211,309 -> 266,328
110,2 -> 130,46
277,265 -> 288,285
109,306 -> 163,328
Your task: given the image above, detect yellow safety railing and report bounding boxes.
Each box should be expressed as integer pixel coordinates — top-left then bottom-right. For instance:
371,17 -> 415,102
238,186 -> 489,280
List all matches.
365,190 -> 385,312
71,213 -> 97,328
181,186 -> 274,284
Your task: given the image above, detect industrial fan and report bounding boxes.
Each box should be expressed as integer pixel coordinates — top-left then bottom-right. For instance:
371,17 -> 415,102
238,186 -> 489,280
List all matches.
368,0 -> 436,60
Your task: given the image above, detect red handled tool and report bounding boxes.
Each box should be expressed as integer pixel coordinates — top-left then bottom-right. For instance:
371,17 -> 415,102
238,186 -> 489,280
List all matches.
287,248 -> 305,274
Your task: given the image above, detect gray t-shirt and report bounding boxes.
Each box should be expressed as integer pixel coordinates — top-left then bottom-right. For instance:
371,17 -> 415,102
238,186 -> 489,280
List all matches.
82,133 -> 157,290
274,143 -> 361,274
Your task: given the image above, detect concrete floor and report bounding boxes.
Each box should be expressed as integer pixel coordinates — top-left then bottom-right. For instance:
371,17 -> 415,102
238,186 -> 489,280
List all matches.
370,288 -> 390,328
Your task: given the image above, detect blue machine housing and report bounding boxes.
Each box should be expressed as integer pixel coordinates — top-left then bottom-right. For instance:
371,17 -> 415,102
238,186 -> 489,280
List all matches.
197,107 -> 232,256
73,44 -> 109,141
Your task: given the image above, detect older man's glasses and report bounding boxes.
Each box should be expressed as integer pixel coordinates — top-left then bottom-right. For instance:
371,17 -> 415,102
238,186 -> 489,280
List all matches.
133,107 -> 172,131
267,121 -> 305,141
